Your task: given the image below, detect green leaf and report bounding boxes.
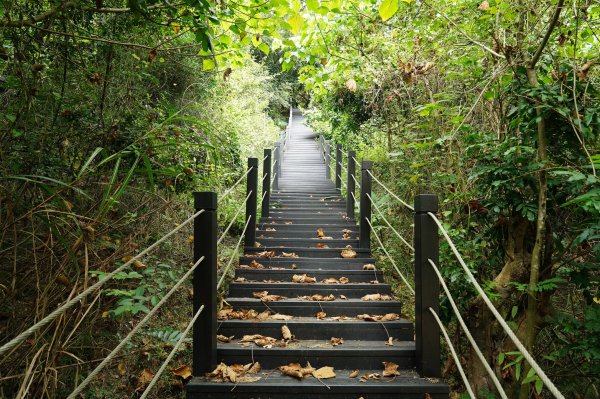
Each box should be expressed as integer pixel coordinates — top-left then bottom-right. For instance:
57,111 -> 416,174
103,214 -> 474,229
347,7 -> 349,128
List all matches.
535,379 -> 544,394
203,58 -> 216,70
379,0 -> 399,21
497,352 -> 505,365
288,14 -> 304,35
258,42 -> 270,55
511,305 -> 518,319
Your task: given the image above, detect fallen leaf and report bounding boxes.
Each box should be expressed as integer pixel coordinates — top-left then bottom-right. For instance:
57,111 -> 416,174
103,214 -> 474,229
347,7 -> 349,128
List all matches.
357,313 -> 400,322
370,280 -> 380,284
270,313 -> 294,320
330,316 -> 350,320
339,277 -> 349,284
249,260 -> 264,268
266,227 -> 276,231
261,294 -> 287,302
282,325 -> 293,340
136,368 -> 155,391
281,252 -> 299,258
317,228 -> 325,238
292,274 -> 317,283
234,277 -> 248,282
321,278 -> 339,284
187,235 -> 194,244
361,293 -> 394,301
217,335 -> 234,343
385,337 -> 394,346
170,364 -> 192,379
339,295 -> 347,300
284,221 -> 293,225
477,0 -> 490,10
257,310 -> 271,320
361,372 -> 381,380
315,243 -> 329,248
117,362 -> 126,375
349,369 -> 359,378
316,311 -> 327,319
383,361 -> 400,377
279,362 -> 315,379
55,274 -> 70,287
132,259 -> 146,270
342,232 -> 351,239
299,294 -> 335,301
240,334 -> 277,347
330,337 -> 344,346
253,290 -> 268,299
342,229 -> 352,233
363,264 -> 376,270
248,250 -> 276,258
313,366 -> 336,379
340,249 -> 357,258
245,362 -> 261,373
346,78 -> 357,92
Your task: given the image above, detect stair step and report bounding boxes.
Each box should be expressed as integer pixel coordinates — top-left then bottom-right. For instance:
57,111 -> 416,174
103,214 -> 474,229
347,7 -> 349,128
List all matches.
187,370 -> 449,399
216,339 -> 415,369
235,269 -> 383,282
227,282 -> 391,298
260,217 -> 352,224
245,247 -> 370,259
238,257 -> 378,270
218,318 -> 413,340
256,230 -> 358,239
256,224 -> 358,232
225,298 -> 403,317
256,238 -> 360,248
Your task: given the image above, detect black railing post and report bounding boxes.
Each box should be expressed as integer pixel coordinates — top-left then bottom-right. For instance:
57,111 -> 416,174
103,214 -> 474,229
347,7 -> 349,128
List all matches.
325,141 -> 331,180
359,160 -> 372,249
347,150 -> 356,220
335,144 -> 342,193
193,192 -> 217,375
262,149 -> 271,219
273,142 -> 281,191
244,158 -> 258,248
414,194 -> 440,377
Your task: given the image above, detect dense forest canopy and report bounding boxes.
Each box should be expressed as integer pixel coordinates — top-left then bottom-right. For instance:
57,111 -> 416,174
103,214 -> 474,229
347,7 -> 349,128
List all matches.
0,0 -> 598,398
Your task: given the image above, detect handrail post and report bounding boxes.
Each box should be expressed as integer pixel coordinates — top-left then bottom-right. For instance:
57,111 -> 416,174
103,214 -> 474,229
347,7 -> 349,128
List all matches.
193,192 -> 217,375
414,194 -> 440,377
347,150 -> 356,220
273,141 -> 281,191
244,158 -> 258,248
262,149 -> 271,219
359,160 -> 372,249
319,134 -> 325,157
325,141 -> 331,180
335,144 -> 342,193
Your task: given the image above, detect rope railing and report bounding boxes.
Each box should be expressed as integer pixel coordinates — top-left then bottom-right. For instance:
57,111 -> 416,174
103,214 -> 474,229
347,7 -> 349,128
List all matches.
428,212 -> 565,399
66,255 -> 206,398
429,307 -> 475,399
428,259 -> 508,398
271,172 -> 277,186
139,304 -> 205,399
365,217 -> 415,294
217,217 -> 252,289
221,167 -> 252,200
367,169 -> 413,212
217,191 -> 252,245
0,209 -> 206,357
351,173 -> 361,190
366,193 -> 414,252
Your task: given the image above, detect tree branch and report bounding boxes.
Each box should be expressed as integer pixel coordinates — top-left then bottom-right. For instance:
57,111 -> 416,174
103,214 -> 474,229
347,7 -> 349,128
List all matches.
529,0 -> 565,68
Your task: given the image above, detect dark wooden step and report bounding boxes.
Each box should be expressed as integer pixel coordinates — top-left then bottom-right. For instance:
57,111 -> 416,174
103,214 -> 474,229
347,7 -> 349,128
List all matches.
256,230 -> 359,240
255,238 -> 359,248
244,247 -> 371,259
235,269 -> 383,283
227,282 -> 391,298
238,257 -> 378,270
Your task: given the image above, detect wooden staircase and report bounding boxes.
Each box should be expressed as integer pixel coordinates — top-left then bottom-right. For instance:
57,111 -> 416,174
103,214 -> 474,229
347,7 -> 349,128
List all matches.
186,110 -> 449,398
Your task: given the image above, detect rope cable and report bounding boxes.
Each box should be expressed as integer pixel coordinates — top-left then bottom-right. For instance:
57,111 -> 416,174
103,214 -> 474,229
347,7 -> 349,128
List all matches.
428,259 -> 508,399
367,170 -> 414,211
365,218 -> 415,294
351,173 -> 361,189
138,304 -> 205,399
367,193 -> 414,252
221,167 -> 252,200
67,256 -> 205,398
428,212 -> 565,399
429,307 -> 476,399
0,209 -> 205,357
217,191 -> 252,245
217,217 -> 252,289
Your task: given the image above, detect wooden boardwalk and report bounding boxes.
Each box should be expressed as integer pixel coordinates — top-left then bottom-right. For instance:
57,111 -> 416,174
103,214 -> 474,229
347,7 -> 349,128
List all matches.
187,109 -> 449,398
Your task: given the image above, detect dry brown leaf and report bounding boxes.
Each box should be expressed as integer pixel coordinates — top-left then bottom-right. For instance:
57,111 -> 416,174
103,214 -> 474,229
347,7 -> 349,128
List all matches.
261,294 -> 287,302
266,227 -> 276,231
132,259 -> 146,270
291,263 -> 298,269
279,362 -> 315,379
330,337 -> 344,346
240,334 -> 277,347
270,313 -> 294,320
316,311 -> 327,319
330,316 -> 350,320
339,277 -> 349,284
321,278 -> 339,284
342,229 -> 352,233
339,295 -> 347,300
363,264 -> 376,270
361,293 -> 394,301
292,274 -> 316,283
217,334 -> 234,343
383,361 -> 400,377
248,250 -> 275,258
370,280 -> 380,284
282,325 -> 293,341
313,366 -> 336,379
281,252 -> 299,258
361,372 -> 381,380
317,228 -> 325,238
257,310 -> 271,320
253,291 -> 269,299
136,368 -> 155,391
249,260 -> 264,268
234,277 -> 248,282
340,249 -> 357,258
342,232 -> 351,239
284,221 -> 293,225
349,369 -> 359,378
245,362 -> 261,373
477,0 -> 490,10
300,294 -> 335,301
346,78 -> 357,92
170,364 -> 192,379
385,337 -> 394,346
315,243 -> 329,248
117,362 -> 126,376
